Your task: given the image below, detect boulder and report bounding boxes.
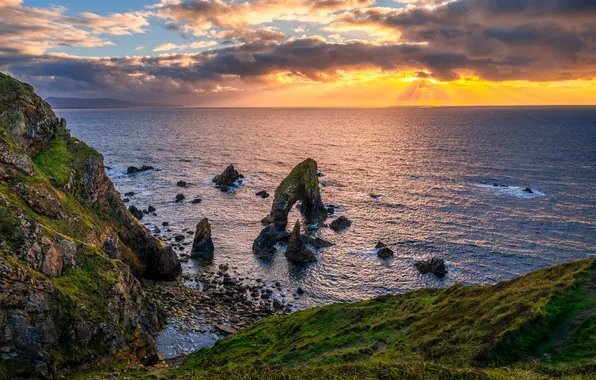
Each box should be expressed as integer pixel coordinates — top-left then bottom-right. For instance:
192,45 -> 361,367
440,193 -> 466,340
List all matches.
523,187 -> 533,193
262,159 -> 328,228
177,180 -> 188,187
330,216 -> 351,232
191,198 -> 202,204
213,165 -> 242,190
256,190 -> 270,198
127,165 -> 154,174
375,241 -> 387,249
415,257 -> 448,275
377,247 -> 394,259
191,218 -> 214,262
128,205 -> 144,220
285,220 -> 317,263
252,224 -> 277,258
303,236 -> 334,248
175,193 -> 185,203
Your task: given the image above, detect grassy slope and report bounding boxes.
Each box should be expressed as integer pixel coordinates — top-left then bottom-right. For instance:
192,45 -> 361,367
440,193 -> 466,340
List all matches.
0,73 -> 151,375
71,258 -> 596,380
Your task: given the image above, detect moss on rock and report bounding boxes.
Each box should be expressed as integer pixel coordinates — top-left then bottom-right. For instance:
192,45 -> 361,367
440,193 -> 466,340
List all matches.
262,158 -> 327,229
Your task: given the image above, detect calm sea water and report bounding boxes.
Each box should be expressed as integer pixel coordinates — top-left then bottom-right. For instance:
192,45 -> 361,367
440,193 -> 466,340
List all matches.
57,107 -> 596,307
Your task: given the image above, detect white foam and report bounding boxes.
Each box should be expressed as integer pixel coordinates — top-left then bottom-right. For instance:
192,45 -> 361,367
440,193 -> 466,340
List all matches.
473,183 -> 545,198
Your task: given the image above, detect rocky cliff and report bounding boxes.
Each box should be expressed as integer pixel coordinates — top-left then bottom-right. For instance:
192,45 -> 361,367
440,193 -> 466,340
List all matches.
0,73 -> 180,378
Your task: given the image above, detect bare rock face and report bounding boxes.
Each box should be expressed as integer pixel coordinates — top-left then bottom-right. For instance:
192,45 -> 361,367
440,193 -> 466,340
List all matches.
262,158 -> 327,229
0,73 -> 175,377
252,224 -> 277,258
415,257 -> 448,275
191,218 -> 214,262
285,220 -> 317,263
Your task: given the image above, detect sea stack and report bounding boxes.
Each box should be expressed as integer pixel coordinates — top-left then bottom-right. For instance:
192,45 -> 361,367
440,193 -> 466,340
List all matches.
252,224 -> 277,258
191,218 -> 215,262
285,220 -> 317,263
415,257 -> 448,276
261,158 -> 328,229
213,164 -> 242,191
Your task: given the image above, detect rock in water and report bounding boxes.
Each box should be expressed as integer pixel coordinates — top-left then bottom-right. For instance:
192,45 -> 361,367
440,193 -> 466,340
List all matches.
175,193 -> 185,203
191,218 -> 214,262
415,257 -> 448,275
256,190 -> 270,198
303,236 -> 334,248
127,165 -> 154,174
285,220 -> 317,263
262,158 -> 328,228
375,241 -> 387,249
252,224 -> 277,258
128,205 -> 144,220
330,216 -> 352,232
213,165 -> 242,190
378,247 -> 394,259
523,187 -> 533,193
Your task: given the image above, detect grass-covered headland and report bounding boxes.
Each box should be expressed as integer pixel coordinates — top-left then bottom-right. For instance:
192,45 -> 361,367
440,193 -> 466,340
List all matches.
75,258 -> 596,379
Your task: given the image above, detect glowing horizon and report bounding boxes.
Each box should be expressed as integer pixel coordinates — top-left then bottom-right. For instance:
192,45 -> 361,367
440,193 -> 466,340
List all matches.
1,0 -> 595,107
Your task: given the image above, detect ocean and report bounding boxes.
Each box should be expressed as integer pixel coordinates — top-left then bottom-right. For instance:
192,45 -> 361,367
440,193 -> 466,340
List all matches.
57,107 -> 596,308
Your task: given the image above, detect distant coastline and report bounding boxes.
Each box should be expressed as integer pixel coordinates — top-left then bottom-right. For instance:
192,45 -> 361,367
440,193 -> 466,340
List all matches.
46,97 -> 179,109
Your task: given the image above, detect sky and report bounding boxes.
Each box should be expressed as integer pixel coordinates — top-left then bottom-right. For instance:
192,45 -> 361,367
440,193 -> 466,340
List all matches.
1,0 -> 595,107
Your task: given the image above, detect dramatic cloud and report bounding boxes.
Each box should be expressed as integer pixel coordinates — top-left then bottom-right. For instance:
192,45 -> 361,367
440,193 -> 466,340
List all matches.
153,40 -> 217,51
0,1 -> 149,54
150,0 -> 373,37
1,0 -> 595,105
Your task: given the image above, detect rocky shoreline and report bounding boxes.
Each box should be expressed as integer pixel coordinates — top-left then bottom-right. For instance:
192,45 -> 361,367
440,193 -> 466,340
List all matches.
145,262 -> 302,358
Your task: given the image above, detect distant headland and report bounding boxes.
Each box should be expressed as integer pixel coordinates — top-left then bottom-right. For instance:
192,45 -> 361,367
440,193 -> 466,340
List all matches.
46,97 -> 179,109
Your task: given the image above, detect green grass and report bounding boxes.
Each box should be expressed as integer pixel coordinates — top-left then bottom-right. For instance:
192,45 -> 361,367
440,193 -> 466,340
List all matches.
33,130 -> 71,187
67,259 -> 596,380
50,243 -> 138,366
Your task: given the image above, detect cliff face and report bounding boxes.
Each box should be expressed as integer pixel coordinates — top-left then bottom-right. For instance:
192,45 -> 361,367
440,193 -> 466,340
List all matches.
0,73 -> 180,377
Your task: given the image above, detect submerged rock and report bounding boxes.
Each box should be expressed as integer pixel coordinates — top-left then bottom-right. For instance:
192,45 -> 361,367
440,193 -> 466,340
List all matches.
285,220 -> 317,263
191,218 -> 214,262
415,257 -> 448,275
262,158 -> 328,228
252,224 -> 277,258
213,165 -> 242,190
127,165 -> 154,174
330,216 -> 352,232
523,187 -> 533,193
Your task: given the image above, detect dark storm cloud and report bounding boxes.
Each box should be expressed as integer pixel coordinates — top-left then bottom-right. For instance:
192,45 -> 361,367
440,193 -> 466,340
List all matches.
1,0 -> 596,99
329,0 -> 596,81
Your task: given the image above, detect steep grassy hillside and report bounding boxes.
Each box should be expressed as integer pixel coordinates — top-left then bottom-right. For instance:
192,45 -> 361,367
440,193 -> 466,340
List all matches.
72,259 -> 595,379
0,72 -> 180,378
